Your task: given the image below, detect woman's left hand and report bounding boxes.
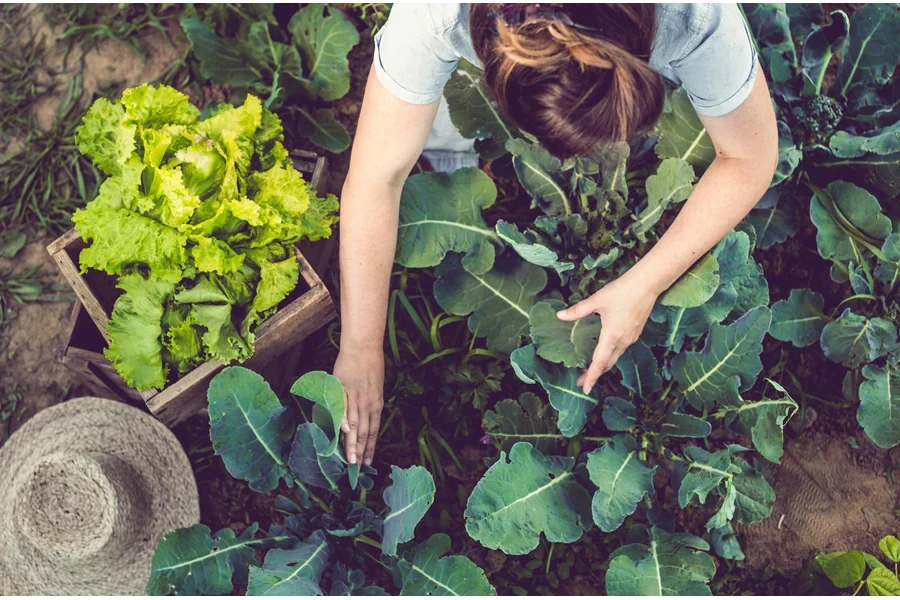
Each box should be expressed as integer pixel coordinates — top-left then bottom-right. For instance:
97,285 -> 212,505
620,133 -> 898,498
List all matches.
556,272 -> 660,394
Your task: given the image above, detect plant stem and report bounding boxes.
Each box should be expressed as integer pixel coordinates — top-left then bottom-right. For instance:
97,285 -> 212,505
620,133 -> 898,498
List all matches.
852,580 -> 864,596
293,478 -> 332,513
355,534 -> 383,551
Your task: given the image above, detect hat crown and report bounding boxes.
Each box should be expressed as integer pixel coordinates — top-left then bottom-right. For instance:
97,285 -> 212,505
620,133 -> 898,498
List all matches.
16,452 -> 151,561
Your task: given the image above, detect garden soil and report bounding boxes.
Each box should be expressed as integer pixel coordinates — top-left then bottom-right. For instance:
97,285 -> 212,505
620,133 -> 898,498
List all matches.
739,433 -> 900,574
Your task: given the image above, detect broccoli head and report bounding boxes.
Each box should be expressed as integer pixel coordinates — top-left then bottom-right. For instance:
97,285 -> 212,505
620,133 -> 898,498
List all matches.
790,95 -> 843,146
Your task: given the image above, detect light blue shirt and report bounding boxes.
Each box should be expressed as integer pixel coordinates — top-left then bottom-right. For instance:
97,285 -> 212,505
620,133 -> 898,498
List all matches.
373,3 -> 759,117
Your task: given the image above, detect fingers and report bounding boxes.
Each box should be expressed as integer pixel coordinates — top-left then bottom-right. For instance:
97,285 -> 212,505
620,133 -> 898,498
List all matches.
583,332 -> 619,394
363,407 -> 382,466
355,407 -> 370,467
556,298 -> 595,322
340,389 -> 350,434
344,398 -> 360,464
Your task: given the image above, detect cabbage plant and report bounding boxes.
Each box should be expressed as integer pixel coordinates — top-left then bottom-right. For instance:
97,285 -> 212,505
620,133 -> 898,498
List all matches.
147,366 -> 497,595
742,4 -> 900,449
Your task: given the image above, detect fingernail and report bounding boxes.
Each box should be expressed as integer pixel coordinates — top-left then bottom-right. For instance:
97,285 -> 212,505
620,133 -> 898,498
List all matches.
364,458 -> 372,466
556,310 -> 565,318
350,453 -> 357,464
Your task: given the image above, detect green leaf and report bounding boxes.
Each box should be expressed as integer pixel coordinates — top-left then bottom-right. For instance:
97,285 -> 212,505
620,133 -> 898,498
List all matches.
672,307 -> 772,410
770,288 -> 829,348
397,534 -> 497,596
745,188 -> 797,250
73,204 -> 188,283
858,364 -> 900,449
742,3 -> 797,83
293,107 -> 350,153
678,446 -> 736,508
816,551 -> 867,588
529,299 -> 600,368
731,457 -> 776,524
495,220 -> 574,275
655,88 -> 715,170
867,567 -> 900,596
712,229 -> 770,317
288,423 -> 346,491
587,435 -> 657,532
506,138 -> 571,217
510,344 -> 600,437
247,531 -> 329,595
180,18 -> 259,86
771,121 -> 802,186
830,122 -> 900,159
444,59 -> 512,148
288,4 -> 359,101
75,97 -> 137,176
464,442 -> 592,555
821,309 -> 896,368
719,380 -> 798,463
382,466 -> 436,557
482,392 -> 561,454
659,254 -> 719,309
434,254 -> 546,354
787,3 -> 824,39
660,413 -> 712,439
615,340 -> 662,397
397,168 -> 498,275
290,371 -> 345,458
644,285 -> 737,352
801,10 -> 849,96
875,233 -> 900,285
104,273 -> 173,390
631,158 -> 694,237
835,3 -> 900,102
147,524 -> 261,595
710,523 -> 745,561
605,528 -> 716,595
602,397 -> 636,432
879,535 -> 900,563
810,181 -> 891,265
208,367 -> 294,492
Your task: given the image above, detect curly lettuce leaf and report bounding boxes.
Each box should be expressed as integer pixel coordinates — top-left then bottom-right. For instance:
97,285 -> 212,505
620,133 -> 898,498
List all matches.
75,97 -> 137,176
248,162 -> 312,246
197,94 -> 263,142
105,273 -> 175,390
73,204 -> 187,283
162,307 -> 203,375
191,236 -> 245,275
299,191 -> 339,242
191,303 -> 251,363
249,246 -> 299,312
121,83 -> 200,128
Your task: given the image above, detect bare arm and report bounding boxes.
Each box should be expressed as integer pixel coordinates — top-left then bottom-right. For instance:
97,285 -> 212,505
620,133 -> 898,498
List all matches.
336,64 -> 439,466
559,65 -> 779,393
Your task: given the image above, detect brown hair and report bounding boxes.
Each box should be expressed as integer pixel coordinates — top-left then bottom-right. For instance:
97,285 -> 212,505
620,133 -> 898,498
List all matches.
470,3 -> 664,159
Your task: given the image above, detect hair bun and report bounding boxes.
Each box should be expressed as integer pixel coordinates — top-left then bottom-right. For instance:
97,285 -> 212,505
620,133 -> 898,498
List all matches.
471,3 -> 665,158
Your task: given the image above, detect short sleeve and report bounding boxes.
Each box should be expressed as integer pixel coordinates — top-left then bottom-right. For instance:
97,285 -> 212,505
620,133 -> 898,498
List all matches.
372,4 -> 460,105
672,4 -> 759,117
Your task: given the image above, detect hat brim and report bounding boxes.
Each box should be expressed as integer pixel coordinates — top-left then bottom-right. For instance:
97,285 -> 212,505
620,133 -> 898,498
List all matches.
0,397 -> 200,595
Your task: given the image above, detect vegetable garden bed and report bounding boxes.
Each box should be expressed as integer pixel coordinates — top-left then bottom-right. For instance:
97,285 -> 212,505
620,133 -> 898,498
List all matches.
49,151 -> 337,427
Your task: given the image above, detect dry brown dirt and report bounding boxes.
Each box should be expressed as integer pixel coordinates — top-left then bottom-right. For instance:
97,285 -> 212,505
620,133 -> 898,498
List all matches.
739,434 -> 900,573
0,240 -> 79,439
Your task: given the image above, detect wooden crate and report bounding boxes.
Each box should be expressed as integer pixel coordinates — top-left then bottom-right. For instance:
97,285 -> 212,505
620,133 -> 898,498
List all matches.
50,151 -> 337,427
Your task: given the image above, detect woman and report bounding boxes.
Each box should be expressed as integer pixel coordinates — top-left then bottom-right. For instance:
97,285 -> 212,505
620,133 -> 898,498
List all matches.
335,3 -> 778,466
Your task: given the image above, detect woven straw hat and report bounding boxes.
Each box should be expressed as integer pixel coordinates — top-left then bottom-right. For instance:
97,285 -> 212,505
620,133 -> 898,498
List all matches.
0,397 -> 200,595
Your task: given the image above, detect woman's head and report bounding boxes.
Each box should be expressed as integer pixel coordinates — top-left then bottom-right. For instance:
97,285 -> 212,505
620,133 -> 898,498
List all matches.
470,3 -> 664,159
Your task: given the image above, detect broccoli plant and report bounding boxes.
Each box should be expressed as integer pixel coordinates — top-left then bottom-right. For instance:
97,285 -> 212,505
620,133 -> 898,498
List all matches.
385,44 -> 824,588
146,367 -> 496,595
743,3 -> 900,449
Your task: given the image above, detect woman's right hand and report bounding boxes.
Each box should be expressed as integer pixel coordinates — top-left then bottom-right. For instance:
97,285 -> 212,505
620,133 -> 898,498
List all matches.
334,344 -> 385,467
